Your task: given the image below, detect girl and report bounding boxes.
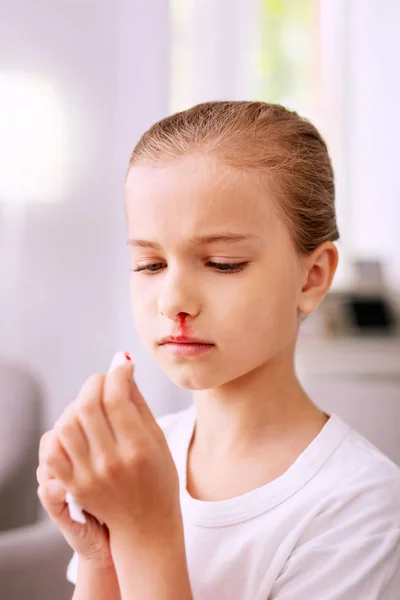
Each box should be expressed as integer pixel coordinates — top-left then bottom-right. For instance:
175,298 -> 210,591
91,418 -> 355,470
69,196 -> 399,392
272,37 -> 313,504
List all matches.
37,101 -> 400,599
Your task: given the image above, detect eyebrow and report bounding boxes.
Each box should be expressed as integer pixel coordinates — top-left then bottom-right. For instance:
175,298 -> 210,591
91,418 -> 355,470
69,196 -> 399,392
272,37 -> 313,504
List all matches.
127,233 -> 259,249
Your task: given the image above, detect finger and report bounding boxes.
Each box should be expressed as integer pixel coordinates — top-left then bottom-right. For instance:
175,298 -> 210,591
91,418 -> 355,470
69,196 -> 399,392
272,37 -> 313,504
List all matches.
39,429 -> 73,475
37,478 -> 70,521
36,463 -> 55,486
76,376 -> 116,462
108,351 -> 133,373
39,430 -> 55,464
128,376 -> 163,441
102,362 -> 145,447
37,481 -> 77,534
45,432 -> 74,484
54,408 -> 90,482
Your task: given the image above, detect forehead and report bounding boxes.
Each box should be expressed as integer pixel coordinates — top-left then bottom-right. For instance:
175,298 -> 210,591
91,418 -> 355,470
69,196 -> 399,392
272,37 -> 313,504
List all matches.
124,155 -> 277,242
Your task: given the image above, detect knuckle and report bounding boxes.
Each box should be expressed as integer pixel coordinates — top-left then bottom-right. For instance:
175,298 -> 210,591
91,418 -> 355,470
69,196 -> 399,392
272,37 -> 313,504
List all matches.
37,482 -> 53,503
103,391 -> 120,410
78,373 -> 103,400
57,420 -> 74,438
88,372 -> 104,386
78,394 -> 98,415
72,477 -> 93,499
40,430 -> 52,446
39,430 -> 53,460
36,465 -> 50,485
93,372 -> 104,380
124,446 -> 148,469
37,485 -> 46,503
40,437 -> 57,466
44,453 -> 57,471
42,439 -> 62,468
96,455 -> 120,477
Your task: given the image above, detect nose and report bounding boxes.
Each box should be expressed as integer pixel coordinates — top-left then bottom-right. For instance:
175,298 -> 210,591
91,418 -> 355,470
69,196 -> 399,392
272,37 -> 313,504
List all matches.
157,266 -> 200,321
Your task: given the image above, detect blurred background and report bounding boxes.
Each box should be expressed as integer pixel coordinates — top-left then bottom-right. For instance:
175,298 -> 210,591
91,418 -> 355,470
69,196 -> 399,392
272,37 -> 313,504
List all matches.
1,1 -> 399,598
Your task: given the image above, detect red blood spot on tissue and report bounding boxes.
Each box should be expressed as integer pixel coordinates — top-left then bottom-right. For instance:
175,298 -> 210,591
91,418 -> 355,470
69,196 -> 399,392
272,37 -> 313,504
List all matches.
124,352 -> 132,361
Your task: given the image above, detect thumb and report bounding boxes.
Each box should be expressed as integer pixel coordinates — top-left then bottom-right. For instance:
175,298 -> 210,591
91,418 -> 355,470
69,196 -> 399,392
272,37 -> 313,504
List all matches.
108,351 -> 134,374
109,351 -> 161,439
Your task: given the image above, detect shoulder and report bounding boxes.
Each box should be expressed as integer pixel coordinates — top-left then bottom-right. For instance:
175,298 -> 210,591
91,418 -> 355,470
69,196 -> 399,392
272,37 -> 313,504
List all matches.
272,422 -> 400,598
346,425 -> 400,512
338,421 -> 400,491
324,413 -> 400,488
304,417 -> 400,542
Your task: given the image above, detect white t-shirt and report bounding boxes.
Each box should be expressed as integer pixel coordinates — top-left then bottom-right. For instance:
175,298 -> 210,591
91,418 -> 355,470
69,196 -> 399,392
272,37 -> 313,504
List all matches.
67,404 -> 400,598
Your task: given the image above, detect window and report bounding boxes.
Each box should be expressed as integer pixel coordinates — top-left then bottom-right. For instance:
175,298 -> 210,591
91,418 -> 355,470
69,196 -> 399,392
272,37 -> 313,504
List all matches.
169,0 -> 349,287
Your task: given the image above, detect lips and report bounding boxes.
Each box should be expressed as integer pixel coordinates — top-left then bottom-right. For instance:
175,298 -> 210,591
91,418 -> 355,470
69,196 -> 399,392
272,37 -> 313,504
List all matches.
160,337 -> 215,357
159,335 -> 214,345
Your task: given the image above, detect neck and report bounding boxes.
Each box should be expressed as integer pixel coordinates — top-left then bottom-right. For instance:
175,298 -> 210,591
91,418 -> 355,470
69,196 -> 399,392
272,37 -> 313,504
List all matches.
192,345 -> 325,460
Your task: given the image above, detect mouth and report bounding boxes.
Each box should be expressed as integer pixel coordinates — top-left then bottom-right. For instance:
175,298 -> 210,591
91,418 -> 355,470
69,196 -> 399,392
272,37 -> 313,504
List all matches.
159,335 -> 213,345
158,336 -> 215,357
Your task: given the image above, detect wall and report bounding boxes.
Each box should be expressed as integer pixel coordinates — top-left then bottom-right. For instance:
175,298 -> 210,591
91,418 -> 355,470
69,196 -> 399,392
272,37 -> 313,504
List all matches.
1,0 -> 399,431
347,0 -> 400,287
0,0 -> 191,429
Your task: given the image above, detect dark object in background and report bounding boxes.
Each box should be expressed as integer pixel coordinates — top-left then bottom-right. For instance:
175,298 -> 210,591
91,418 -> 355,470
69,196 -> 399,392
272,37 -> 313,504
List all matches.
343,294 -> 397,335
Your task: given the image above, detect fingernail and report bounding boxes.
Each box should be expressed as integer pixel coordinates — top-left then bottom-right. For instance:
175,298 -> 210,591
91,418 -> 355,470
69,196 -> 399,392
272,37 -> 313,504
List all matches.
124,359 -> 134,376
108,351 -> 132,373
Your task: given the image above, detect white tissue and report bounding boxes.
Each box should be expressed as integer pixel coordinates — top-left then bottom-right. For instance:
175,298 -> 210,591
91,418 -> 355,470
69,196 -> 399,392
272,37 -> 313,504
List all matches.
65,351 -> 132,524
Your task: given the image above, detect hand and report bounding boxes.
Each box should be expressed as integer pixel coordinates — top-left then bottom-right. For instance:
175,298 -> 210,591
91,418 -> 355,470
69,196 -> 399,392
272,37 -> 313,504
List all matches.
40,357 -> 182,541
37,431 -> 114,569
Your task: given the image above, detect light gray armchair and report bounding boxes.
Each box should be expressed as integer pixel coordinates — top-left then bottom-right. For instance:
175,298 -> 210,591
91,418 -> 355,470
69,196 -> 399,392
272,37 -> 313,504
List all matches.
0,360 -> 74,600
0,516 -> 74,600
0,360 -> 42,531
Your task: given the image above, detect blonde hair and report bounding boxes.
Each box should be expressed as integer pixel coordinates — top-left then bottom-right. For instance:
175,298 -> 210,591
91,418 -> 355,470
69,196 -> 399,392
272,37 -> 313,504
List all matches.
127,101 -> 339,255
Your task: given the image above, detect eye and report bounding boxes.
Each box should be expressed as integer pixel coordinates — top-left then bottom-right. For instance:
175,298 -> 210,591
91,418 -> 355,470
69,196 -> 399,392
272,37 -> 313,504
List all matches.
130,261 -> 249,274
206,261 -> 249,273
131,263 -> 165,273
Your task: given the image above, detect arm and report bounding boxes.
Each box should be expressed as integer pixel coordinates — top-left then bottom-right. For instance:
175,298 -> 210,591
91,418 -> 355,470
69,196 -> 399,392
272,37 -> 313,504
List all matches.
72,558 -> 121,600
69,520 -> 192,600
110,522 -> 193,600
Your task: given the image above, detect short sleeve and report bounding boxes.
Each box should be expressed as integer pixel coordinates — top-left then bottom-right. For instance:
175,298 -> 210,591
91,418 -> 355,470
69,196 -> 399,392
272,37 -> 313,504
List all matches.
269,528 -> 400,599
268,472 -> 400,600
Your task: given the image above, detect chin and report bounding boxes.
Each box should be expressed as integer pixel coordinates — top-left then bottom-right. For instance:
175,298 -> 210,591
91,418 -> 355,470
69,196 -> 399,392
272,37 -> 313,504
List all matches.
165,370 -> 217,391
155,361 -> 221,390
160,360 -> 246,391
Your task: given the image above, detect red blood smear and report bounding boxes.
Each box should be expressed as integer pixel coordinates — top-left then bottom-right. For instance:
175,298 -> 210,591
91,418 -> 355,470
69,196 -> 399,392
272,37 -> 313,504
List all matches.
124,352 -> 132,361
178,313 -> 190,335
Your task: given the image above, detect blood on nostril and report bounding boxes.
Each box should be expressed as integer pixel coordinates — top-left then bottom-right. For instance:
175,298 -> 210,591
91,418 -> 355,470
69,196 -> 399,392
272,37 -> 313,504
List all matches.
178,313 -> 190,335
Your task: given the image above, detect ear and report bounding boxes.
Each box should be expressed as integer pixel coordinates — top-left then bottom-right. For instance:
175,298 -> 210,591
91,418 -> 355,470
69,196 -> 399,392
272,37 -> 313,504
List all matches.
298,242 -> 339,316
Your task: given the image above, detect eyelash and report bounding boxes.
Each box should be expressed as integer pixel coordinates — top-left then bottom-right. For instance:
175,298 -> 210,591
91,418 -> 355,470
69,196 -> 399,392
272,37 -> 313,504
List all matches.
131,261 -> 249,274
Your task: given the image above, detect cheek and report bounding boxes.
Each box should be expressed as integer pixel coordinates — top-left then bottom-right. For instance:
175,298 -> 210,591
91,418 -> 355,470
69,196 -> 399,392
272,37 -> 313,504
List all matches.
256,278 -> 299,346
220,273 -> 298,348
129,280 -> 154,335
130,277 -> 154,308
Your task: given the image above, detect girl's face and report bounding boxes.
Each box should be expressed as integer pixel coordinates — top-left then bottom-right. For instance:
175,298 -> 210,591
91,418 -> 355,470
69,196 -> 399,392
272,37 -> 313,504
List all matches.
125,155 -> 305,390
